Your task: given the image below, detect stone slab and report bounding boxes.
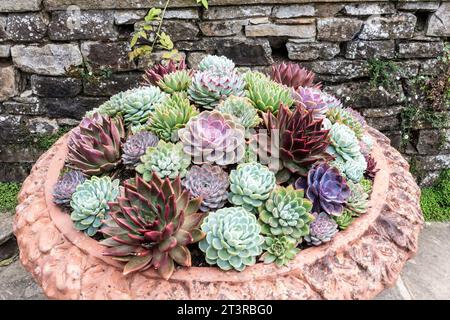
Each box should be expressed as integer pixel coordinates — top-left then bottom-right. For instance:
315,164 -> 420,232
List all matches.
0,0 -> 42,12
426,2 -> 450,37
0,213 -> 14,246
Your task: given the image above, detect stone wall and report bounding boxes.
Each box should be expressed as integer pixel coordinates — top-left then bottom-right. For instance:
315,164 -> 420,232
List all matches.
0,0 -> 449,185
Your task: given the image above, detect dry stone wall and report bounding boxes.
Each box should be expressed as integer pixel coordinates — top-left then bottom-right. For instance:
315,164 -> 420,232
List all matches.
0,0 -> 449,185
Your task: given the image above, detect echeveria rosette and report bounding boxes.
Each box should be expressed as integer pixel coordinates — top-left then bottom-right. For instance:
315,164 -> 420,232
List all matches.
121,86 -> 167,127
258,186 -> 314,242
101,174 -> 204,280
178,110 -> 246,166
292,87 -> 342,121
121,131 -> 159,167
252,104 -> 331,180
216,96 -> 261,129
327,122 -> 361,162
333,210 -> 354,230
70,176 -> 120,237
53,170 -> 86,207
295,162 -> 351,216
156,70 -> 193,94
198,55 -> 235,74
345,180 -> 369,216
260,236 -> 300,267
147,92 -> 199,142
326,107 -> 364,139
182,164 -> 229,212
244,71 -> 294,113
360,134 -> 374,156
271,62 -> 321,90
199,207 -> 264,272
142,58 -> 187,86
188,70 -> 245,109
67,113 -> 125,176
228,162 -> 276,212
136,140 -> 191,181
304,212 -> 339,246
331,153 -> 367,183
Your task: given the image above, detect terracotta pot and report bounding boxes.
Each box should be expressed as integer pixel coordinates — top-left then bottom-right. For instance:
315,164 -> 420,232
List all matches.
13,127 -> 423,300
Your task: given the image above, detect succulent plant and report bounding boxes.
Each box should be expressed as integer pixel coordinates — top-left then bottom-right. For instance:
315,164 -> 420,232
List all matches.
365,153 -> 379,180
295,162 -> 350,216
156,70 -> 193,94
199,207 -> 264,271
182,164 -> 229,212
360,178 -> 373,194
121,131 -> 159,167
271,62 -> 321,90
244,71 -> 294,113
96,92 -> 127,117
293,87 -> 342,121
147,92 -> 198,142
121,86 -> 167,126
70,176 -> 120,237
345,180 -> 369,216
360,134 -> 374,156
67,113 -> 125,176
216,96 -> 261,129
142,58 -> 187,86
260,236 -> 300,267
327,122 -> 361,162
304,212 -> 339,246
252,104 -> 331,178
198,55 -> 235,73
258,186 -> 314,242
53,170 -> 86,206
346,108 -> 367,128
178,110 -> 246,165
136,140 -> 191,181
188,70 -> 245,109
228,162 -> 276,211
331,153 -> 367,183
326,107 -> 364,139
101,174 -> 204,279
333,210 -> 354,230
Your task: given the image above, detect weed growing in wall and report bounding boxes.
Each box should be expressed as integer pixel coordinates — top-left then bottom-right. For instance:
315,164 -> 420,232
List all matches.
0,182 -> 21,213
421,169 -> 450,221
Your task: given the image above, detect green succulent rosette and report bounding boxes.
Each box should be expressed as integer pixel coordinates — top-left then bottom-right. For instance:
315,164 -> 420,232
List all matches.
198,55 -> 235,73
199,207 -> 264,271
157,70 -> 192,94
345,180 -> 369,216
136,140 -> 191,180
258,186 -> 314,242
121,86 -> 167,126
228,162 -> 276,211
70,176 -> 120,237
260,236 -> 300,267
327,122 -> 361,162
216,96 -> 261,129
326,107 -> 364,139
333,209 -> 354,230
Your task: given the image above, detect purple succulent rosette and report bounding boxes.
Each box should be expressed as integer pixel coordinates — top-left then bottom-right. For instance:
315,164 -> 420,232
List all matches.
295,162 -> 350,216
53,170 -> 86,206
304,212 -> 339,246
121,131 -> 159,167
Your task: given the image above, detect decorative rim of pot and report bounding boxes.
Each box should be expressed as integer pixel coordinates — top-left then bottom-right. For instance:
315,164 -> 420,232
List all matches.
14,126 -> 423,300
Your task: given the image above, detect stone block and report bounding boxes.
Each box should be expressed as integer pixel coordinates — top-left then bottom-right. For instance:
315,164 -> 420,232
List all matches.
286,42 -> 340,61
83,73 -> 142,96
186,52 -> 208,69
48,10 -> 117,41
343,3 -> 395,15
416,155 -> 450,171
397,41 -> 444,58
397,1 -> 440,11
11,44 -> 83,76
0,115 -> 28,143
426,2 -> 450,36
360,105 -> 404,118
346,40 -> 395,59
315,4 -> 345,17
0,45 -> 10,57
31,75 -> 82,98
366,116 -> 400,132
199,20 -> 247,37
0,0 -> 42,12
317,18 -> 362,42
272,5 -> 315,19
0,162 -> 32,182
43,97 -> 107,119
0,65 -> 18,102
302,59 -> 369,81
203,5 -> 272,20
0,16 -> 8,41
81,41 -> 135,71
246,23 -> 315,38
6,13 -> 48,42
160,21 -> 199,41
359,13 -> 416,40
417,129 -> 450,155
0,101 -> 45,116
27,117 -> 59,135
215,38 -> 273,66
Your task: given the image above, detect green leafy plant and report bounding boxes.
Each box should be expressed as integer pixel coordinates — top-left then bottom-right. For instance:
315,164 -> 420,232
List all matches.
0,182 -> 21,213
367,58 -> 399,89
35,126 -> 72,151
66,59 -> 112,84
420,169 -> 450,221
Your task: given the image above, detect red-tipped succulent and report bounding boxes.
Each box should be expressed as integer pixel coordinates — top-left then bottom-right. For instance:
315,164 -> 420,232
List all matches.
252,104 -> 331,180
142,58 -> 187,86
364,154 -> 379,180
67,113 -> 125,176
100,173 -> 205,280
271,62 -> 321,90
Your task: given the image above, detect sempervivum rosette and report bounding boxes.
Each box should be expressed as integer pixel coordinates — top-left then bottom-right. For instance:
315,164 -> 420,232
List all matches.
67,113 -> 125,176
178,110 -> 246,165
293,87 -> 342,121
53,170 -> 86,206
216,96 -> 261,129
271,62 -> 321,90
304,212 -> 339,246
188,70 -> 245,109
121,131 -> 159,167
228,162 -> 276,212
182,164 -> 229,212
198,55 -> 235,73
121,86 -> 167,126
365,153 -> 379,180
199,207 -> 264,271
326,107 -> 365,139
295,162 -> 350,216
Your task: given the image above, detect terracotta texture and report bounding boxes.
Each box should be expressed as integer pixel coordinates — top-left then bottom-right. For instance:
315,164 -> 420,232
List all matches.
13,127 -> 424,300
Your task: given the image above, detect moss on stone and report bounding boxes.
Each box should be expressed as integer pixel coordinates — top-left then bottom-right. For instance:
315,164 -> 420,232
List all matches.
0,182 -> 21,213
420,170 -> 450,222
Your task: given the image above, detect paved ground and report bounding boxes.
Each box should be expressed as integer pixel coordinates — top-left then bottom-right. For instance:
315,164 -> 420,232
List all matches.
0,212 -> 448,300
